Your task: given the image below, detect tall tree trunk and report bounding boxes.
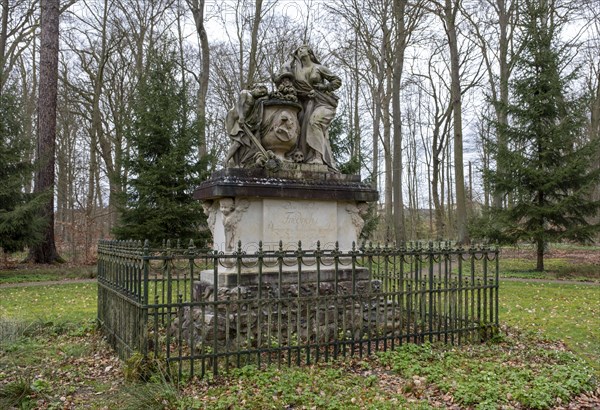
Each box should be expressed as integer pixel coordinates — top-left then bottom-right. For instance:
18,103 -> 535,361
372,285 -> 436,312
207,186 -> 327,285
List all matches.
444,0 -> 469,244
590,67 -> 600,203
85,131 -> 97,261
245,0 -> 262,88
67,146 -> 73,245
432,152 -> 444,238
372,15 -> 391,192
536,237 -> 544,271
493,0 -> 512,209
56,125 -> 68,243
29,0 -> 62,263
429,77 -> 451,240
427,162 -> 433,234
352,38 -> 361,163
536,190 -> 545,271
392,0 -> 407,245
409,124 -> 419,238
383,89 -> 393,243
0,0 -> 8,96
188,0 -> 209,159
372,96 -> 380,190
87,0 -> 124,234
21,48 -> 37,194
446,140 -> 454,237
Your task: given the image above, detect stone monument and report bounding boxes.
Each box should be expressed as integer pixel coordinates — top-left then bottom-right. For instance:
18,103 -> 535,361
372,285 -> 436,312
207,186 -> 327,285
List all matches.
194,45 -> 378,281
176,47 -> 382,348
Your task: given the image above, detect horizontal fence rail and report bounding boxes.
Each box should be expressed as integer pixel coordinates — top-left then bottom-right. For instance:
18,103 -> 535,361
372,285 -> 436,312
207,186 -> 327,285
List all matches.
97,240 -> 500,380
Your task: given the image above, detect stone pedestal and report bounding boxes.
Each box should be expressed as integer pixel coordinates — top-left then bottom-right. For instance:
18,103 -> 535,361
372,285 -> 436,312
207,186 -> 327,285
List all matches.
194,165 -> 377,284
194,165 -> 378,255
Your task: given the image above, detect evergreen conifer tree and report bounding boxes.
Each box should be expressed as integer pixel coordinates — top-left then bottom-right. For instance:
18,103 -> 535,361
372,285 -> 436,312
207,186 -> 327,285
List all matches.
485,0 -> 600,270
113,48 -> 208,244
0,90 -> 47,256
328,115 -> 378,239
328,116 -> 361,175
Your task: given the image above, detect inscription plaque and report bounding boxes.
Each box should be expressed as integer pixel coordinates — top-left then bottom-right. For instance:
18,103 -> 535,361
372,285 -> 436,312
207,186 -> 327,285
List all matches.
263,199 -> 337,248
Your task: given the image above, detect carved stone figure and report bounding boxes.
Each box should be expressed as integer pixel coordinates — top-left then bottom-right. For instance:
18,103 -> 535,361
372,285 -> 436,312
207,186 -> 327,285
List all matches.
220,198 -> 250,251
274,45 -> 342,170
201,200 -> 218,236
346,202 -> 370,239
224,46 -> 342,171
225,85 -> 269,167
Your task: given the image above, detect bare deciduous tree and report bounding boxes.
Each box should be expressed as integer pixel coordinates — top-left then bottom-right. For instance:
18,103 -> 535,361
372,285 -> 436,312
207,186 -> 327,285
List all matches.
187,0 -> 210,158
462,0 -> 520,210
391,0 -> 424,244
0,0 -> 37,95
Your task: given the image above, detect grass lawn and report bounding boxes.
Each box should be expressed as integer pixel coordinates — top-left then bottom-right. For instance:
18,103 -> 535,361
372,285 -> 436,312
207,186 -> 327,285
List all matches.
1,269 -> 599,408
499,258 -> 600,281
499,281 -> 600,373
1,323 -> 595,409
0,283 -> 96,323
0,265 -> 96,285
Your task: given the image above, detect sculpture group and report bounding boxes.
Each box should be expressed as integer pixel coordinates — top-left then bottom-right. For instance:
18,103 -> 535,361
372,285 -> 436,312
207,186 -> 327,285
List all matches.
195,44 -> 378,255
225,45 -> 341,171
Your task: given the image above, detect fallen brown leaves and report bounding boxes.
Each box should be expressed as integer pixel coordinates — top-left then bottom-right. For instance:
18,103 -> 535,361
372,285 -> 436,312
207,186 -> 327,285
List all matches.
502,247 -> 600,266
2,326 -> 599,409
338,327 -> 600,410
0,330 -> 123,409
552,387 -> 600,410
341,357 -> 462,409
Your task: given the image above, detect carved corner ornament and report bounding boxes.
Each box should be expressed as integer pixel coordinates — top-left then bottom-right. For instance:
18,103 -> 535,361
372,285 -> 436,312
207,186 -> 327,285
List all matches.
221,198 -> 250,251
202,200 -> 218,236
346,202 -> 369,238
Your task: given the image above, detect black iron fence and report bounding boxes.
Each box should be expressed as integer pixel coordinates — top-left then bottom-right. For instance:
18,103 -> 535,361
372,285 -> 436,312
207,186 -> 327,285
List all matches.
97,240 -> 499,380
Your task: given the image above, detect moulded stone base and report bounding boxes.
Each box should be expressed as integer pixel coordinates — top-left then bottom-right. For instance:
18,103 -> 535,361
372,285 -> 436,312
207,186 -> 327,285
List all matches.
199,267 -> 370,287
169,275 -> 394,350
